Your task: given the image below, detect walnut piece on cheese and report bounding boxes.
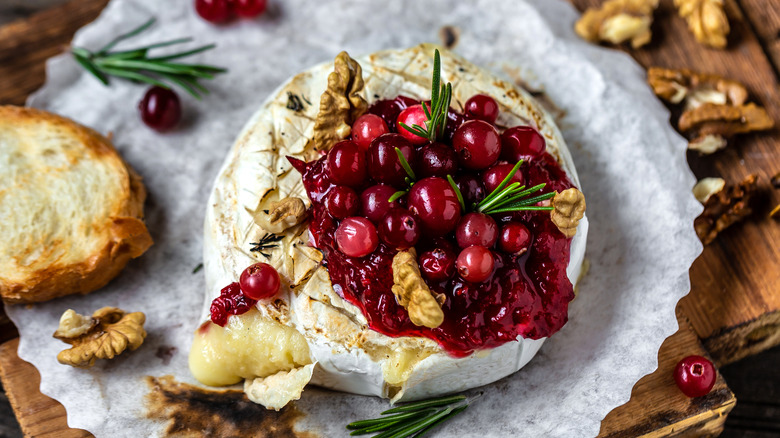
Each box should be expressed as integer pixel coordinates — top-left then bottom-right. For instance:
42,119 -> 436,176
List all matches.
551,188 -> 586,239
255,197 -> 308,234
312,52 -> 368,152
54,307 -> 146,368
575,0 -> 659,49
694,174 -> 757,245
391,249 -> 445,329
675,0 -> 730,49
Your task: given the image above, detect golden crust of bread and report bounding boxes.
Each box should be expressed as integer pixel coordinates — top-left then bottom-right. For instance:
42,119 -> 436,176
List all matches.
0,106 -> 152,303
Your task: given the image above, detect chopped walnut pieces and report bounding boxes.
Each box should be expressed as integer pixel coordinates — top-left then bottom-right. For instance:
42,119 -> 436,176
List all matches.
575,0 -> 659,49
648,68 -> 774,154
54,307 -> 146,368
551,188 -> 586,238
391,249 -> 444,329
693,177 -> 726,204
694,174 -> 757,245
675,0 -> 729,49
647,67 -> 747,107
312,52 -> 368,152
257,197 -> 308,234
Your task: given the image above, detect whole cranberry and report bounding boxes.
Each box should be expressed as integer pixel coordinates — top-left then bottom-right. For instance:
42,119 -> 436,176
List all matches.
419,247 -> 457,282
456,213 -> 498,248
456,246 -> 495,283
139,86 -> 181,132
335,217 -> 379,258
417,142 -> 457,178
239,262 -> 280,300
325,186 -> 359,219
452,120 -> 501,170
397,104 -> 430,145
482,162 -> 524,194
378,208 -> 420,249
464,94 -> 499,124
231,0 -> 267,17
326,140 -> 366,188
407,177 -> 462,236
195,0 -> 231,23
367,133 -> 415,188
352,113 -> 389,150
501,126 -> 546,161
455,174 -> 487,208
674,356 -> 716,398
360,184 -> 402,223
499,222 -> 532,254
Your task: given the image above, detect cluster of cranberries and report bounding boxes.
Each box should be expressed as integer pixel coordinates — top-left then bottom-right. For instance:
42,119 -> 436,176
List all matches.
195,0 -> 267,23
210,262 -> 280,326
317,94 -> 548,284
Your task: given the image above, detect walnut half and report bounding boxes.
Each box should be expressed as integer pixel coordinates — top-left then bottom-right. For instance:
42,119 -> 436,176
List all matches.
54,307 -> 146,368
575,0 -> 659,49
255,197 -> 308,234
391,249 -> 445,329
675,0 -> 729,49
694,174 -> 757,245
551,188 -> 586,238
312,52 -> 368,152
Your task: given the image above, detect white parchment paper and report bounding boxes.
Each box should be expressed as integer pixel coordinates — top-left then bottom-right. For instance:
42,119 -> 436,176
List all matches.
5,0 -> 703,436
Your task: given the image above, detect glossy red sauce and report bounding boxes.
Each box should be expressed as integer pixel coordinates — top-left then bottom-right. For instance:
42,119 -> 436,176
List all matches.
292,99 -> 576,358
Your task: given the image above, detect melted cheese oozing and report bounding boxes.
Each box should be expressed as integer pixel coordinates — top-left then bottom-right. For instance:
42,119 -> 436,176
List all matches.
189,309 -> 312,387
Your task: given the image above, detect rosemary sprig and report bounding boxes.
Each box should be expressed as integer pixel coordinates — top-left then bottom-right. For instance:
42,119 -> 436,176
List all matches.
398,49 -> 453,142
71,18 -> 226,98
386,147 -> 417,203
446,175 -> 465,212
476,160 -> 555,215
249,233 -> 283,258
346,395 -> 468,437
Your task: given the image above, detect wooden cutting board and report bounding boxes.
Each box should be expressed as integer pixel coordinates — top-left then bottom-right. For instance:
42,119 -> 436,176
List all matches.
1,0 -> 778,436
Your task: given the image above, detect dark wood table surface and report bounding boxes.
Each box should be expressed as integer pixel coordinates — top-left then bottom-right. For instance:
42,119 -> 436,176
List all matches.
1,1 -> 779,437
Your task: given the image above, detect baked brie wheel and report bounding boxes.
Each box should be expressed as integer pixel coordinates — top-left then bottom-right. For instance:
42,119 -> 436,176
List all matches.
189,44 -> 588,410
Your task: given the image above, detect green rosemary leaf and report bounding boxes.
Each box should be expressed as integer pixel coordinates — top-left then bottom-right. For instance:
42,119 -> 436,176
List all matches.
431,49 -> 441,107
477,160 -> 524,211
395,147 -> 416,181
381,395 -> 466,415
478,182 -> 522,213
101,49 -> 148,61
97,18 -> 156,55
447,175 -> 465,212
378,407 -> 455,438
488,183 -> 549,210
123,37 -> 193,52
97,67 -> 169,87
166,75 -> 206,98
421,100 -> 432,120
398,122 -> 429,139
486,205 -> 554,214
72,52 -> 110,85
388,190 -> 408,203
149,44 -> 217,62
347,410 -> 436,430
192,263 -> 203,274
412,405 -> 468,438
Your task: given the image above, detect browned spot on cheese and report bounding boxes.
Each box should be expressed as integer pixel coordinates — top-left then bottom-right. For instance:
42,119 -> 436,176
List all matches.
144,375 -> 317,437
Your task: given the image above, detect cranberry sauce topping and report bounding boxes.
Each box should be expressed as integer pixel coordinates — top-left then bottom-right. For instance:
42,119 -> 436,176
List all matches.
296,97 -> 576,357
210,282 -> 257,327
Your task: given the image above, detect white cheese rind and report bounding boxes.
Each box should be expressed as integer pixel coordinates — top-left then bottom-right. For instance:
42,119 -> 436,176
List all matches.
200,45 -> 588,404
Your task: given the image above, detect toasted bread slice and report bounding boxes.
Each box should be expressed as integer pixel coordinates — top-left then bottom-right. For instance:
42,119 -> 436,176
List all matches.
0,106 -> 152,303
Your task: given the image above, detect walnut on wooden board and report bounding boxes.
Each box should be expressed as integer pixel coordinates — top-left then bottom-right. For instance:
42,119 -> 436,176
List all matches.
648,68 -> 774,154
575,0 -> 659,49
675,0 -> 730,49
647,67 -> 747,107
694,174 -> 757,245
391,249 -> 445,329
312,52 -> 368,152
54,307 -> 146,368
551,188 -> 586,238
693,177 -> 726,204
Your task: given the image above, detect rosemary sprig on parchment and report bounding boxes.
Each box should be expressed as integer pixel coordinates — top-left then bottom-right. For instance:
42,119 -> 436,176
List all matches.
398,49 -> 453,142
71,18 -> 226,98
346,395 -> 469,437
